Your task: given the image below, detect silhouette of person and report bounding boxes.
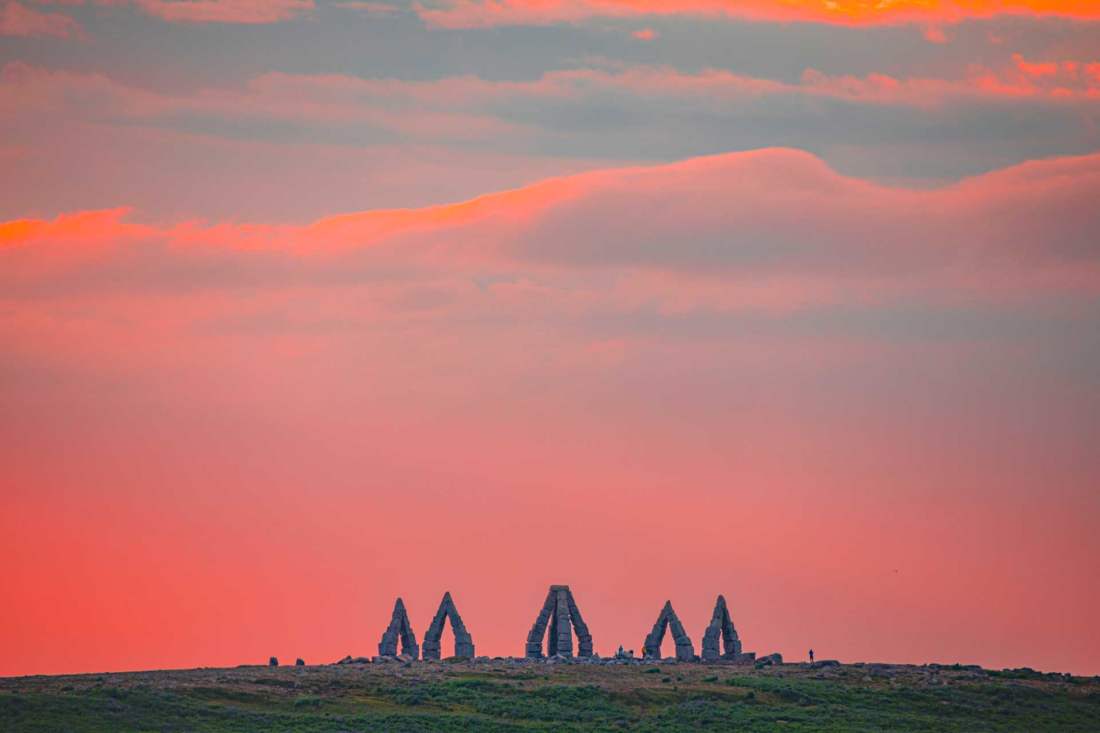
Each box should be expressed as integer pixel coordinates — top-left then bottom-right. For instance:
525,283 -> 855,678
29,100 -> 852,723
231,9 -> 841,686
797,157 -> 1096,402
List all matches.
809,648 -> 815,663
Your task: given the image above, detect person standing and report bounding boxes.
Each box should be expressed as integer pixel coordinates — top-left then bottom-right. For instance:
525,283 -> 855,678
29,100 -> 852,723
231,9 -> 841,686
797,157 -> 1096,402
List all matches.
809,648 -> 815,664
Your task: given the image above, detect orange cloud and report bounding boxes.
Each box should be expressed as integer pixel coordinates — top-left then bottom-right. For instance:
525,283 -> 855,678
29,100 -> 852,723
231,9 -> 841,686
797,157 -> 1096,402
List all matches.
0,208 -> 142,247
1014,52 -> 1059,77
416,0 -> 1100,28
802,54 -> 1100,102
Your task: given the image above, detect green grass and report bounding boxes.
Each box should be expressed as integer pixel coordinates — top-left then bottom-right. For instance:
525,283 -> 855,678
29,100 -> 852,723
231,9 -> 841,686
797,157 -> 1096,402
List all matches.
1,661 -> 1097,732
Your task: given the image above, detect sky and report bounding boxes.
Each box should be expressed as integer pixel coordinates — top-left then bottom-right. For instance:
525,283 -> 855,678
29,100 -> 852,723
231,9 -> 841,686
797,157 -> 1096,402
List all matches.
1,0 -> 1099,678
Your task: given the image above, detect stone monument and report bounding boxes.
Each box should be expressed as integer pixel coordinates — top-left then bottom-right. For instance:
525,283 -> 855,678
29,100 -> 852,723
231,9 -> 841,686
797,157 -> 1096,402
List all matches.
422,591 -> 475,660
643,600 -> 695,661
524,585 -> 594,658
378,597 -> 419,659
700,594 -> 743,661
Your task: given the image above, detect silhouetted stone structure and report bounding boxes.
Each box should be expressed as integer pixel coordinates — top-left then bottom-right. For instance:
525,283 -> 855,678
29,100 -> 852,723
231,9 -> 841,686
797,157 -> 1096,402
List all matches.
378,597 -> 419,659
422,591 -> 475,660
643,601 -> 695,661
525,585 -> 593,658
701,595 -> 742,661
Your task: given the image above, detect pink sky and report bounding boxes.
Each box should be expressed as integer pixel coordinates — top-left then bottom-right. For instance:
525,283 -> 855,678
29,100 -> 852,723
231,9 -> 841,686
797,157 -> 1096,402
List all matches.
3,149 -> 1099,675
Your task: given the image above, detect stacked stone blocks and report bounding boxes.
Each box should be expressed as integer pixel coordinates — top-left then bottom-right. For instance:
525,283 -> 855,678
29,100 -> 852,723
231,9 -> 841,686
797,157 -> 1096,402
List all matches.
378,597 -> 419,659
369,587 -> 754,665
701,594 -> 743,661
422,592 -> 476,660
525,585 -> 594,658
643,601 -> 696,661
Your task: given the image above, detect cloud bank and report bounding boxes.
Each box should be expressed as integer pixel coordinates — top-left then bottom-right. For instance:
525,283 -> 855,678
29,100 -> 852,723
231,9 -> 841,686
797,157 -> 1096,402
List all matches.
4,57 -> 1098,222
4,148 -> 1098,293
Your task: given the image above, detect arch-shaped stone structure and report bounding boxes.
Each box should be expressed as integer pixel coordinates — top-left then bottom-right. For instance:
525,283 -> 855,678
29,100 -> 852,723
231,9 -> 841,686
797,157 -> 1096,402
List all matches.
643,600 -> 695,661
525,585 -> 593,658
700,594 -> 742,661
378,597 -> 419,659
422,592 -> 475,660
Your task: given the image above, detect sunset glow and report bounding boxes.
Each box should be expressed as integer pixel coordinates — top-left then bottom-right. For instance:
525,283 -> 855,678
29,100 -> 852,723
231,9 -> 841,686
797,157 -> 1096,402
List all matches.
415,0 -> 1100,27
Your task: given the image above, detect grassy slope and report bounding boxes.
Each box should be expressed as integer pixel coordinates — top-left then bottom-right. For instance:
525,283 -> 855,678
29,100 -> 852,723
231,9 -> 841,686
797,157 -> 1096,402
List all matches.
2,661 -> 1098,732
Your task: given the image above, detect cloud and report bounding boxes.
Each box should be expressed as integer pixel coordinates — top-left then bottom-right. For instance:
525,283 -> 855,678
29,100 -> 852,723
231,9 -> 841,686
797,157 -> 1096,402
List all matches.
3,58 -> 1098,223
1,1 -> 82,36
0,63 -> 523,142
131,0 -> 312,24
800,56 -> 1100,102
332,0 -> 399,13
413,0 -> 1100,29
5,57 -> 1097,136
922,25 -> 948,44
3,148 -> 1098,303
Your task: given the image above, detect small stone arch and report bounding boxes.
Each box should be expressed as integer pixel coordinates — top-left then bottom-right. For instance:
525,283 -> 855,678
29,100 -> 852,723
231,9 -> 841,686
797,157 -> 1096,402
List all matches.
701,594 -> 742,661
422,592 -> 475,660
378,597 -> 419,659
643,601 -> 695,661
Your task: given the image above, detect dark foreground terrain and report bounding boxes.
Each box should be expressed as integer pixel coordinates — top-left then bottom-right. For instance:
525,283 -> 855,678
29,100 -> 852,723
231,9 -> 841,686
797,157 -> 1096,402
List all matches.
2,659 -> 1098,732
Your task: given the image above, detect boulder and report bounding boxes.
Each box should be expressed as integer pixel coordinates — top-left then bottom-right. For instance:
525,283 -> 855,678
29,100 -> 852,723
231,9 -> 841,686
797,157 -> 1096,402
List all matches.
811,659 -> 841,669
754,653 -> 782,668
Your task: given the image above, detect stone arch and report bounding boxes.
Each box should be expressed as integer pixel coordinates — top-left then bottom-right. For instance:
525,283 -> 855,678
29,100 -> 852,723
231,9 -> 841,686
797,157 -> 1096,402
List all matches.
422,592 -> 475,660
643,600 -> 695,661
524,585 -> 593,658
701,594 -> 742,661
378,597 -> 419,659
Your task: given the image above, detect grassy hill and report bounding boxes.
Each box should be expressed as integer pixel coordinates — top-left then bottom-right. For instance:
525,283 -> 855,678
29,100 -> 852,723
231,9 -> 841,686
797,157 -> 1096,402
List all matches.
2,659 -> 1097,732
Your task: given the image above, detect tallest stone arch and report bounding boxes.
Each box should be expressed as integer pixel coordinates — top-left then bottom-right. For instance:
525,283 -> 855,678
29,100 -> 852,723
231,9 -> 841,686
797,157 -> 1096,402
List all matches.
524,585 -> 594,658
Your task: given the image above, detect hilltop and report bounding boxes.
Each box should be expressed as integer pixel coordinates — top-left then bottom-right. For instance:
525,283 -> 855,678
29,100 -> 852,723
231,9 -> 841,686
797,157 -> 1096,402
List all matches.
2,658 -> 1098,732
